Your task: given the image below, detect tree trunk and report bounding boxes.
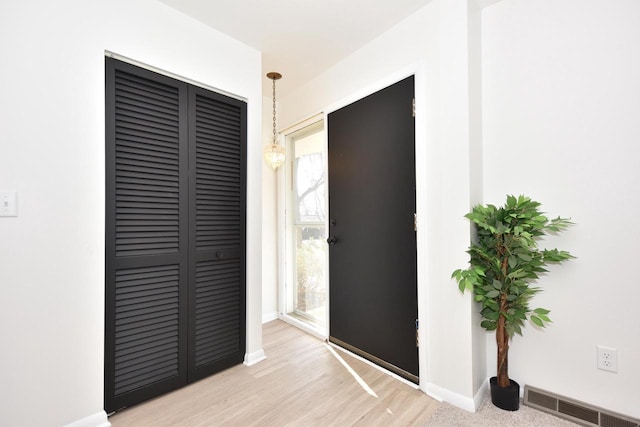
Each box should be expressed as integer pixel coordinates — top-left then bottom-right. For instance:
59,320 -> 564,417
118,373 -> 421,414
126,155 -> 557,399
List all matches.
496,294 -> 510,387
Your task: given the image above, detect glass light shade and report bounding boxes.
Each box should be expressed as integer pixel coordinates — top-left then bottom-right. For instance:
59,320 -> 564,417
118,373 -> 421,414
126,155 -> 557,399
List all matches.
263,143 -> 286,170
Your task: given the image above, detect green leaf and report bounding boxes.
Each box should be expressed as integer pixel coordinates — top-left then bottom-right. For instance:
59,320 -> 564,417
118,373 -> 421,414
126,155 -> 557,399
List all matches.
538,314 -> 551,322
530,316 -> 544,327
513,323 -> 523,336
505,323 -> 518,338
485,299 -> 499,310
485,290 -> 500,298
482,309 -> 499,321
533,308 -> 550,315
508,256 -> 517,268
481,320 -> 497,331
492,279 -> 502,290
508,270 -> 528,279
517,252 -> 532,262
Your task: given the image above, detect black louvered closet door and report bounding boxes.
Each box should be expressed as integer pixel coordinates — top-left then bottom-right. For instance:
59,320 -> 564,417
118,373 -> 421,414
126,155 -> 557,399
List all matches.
105,58 -> 246,414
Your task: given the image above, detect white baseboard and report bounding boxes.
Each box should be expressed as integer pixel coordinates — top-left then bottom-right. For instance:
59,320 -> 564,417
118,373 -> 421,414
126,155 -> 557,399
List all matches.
243,348 -> 267,366
474,379 -> 490,408
424,382 -> 478,413
262,311 -> 278,324
64,411 -> 110,427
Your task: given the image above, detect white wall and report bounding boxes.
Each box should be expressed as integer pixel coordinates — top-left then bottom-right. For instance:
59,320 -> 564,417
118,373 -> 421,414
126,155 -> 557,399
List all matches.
279,0 -> 487,410
482,0 -> 640,418
467,0 -> 488,397
0,1 -> 262,426
275,0 -> 640,417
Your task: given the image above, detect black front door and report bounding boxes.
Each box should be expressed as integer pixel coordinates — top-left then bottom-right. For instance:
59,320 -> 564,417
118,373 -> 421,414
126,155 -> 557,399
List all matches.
327,76 -> 418,382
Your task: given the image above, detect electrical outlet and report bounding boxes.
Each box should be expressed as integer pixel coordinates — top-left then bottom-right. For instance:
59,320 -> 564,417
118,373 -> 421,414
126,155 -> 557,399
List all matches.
597,345 -> 618,373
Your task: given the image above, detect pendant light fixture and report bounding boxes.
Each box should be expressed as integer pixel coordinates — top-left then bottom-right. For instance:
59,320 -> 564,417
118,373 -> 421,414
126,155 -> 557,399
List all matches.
263,72 -> 286,170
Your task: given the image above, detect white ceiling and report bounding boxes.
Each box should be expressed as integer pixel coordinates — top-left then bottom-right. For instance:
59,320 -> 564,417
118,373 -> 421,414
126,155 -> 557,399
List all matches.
157,0 -> 433,97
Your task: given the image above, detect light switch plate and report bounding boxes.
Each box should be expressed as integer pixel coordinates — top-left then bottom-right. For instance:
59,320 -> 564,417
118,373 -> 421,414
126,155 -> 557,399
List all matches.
0,191 -> 18,217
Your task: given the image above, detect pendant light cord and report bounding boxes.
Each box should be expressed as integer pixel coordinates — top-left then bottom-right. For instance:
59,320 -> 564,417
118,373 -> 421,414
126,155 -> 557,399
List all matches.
272,76 -> 277,145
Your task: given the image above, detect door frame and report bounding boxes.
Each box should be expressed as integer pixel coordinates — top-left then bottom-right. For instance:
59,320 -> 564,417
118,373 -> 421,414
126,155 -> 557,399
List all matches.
276,63 -> 430,390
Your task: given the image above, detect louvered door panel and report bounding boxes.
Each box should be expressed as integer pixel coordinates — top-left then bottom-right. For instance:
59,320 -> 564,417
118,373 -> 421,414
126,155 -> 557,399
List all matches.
106,58 -> 188,414
114,70 -> 181,257
114,265 -> 180,395
194,259 -> 241,367
194,95 -> 242,252
188,88 -> 246,381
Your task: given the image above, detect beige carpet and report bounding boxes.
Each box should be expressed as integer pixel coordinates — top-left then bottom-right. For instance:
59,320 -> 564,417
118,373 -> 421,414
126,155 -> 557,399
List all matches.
426,396 -> 579,426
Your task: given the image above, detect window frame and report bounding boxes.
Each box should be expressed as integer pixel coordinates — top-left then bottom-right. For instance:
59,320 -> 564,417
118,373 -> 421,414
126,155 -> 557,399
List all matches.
277,118 -> 328,339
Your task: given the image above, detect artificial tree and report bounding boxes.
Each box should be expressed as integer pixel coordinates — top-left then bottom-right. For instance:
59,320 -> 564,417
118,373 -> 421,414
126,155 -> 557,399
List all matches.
452,195 -> 574,408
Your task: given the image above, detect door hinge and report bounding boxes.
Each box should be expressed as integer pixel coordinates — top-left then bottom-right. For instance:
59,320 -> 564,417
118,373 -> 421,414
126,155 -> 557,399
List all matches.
415,319 -> 419,347
413,213 -> 417,231
412,98 -> 416,117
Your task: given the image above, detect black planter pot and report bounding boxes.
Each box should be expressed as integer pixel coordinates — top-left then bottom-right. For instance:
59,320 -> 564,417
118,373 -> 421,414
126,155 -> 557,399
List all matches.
490,377 -> 520,411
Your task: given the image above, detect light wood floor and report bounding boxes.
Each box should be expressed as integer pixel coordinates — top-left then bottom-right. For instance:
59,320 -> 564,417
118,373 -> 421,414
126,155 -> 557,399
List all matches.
109,320 -> 439,426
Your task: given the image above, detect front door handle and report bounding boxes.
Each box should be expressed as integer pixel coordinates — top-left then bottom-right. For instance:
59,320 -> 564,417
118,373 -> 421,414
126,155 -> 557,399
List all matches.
326,236 -> 337,245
